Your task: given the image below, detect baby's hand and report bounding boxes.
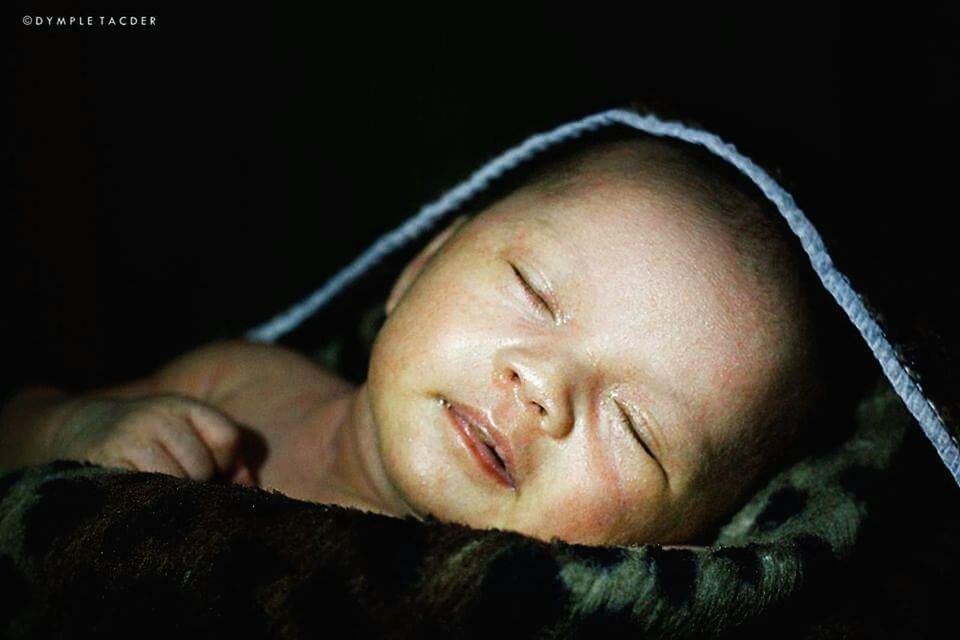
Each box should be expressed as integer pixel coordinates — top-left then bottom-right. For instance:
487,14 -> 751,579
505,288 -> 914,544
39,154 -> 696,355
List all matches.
51,393 -> 248,483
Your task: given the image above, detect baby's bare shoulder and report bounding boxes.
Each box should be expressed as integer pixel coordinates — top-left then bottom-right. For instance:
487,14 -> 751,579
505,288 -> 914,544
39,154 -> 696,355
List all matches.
161,339 -> 351,403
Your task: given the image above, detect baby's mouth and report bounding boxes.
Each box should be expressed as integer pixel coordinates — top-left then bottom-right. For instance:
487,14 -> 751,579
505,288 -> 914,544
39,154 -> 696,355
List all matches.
439,397 -> 516,489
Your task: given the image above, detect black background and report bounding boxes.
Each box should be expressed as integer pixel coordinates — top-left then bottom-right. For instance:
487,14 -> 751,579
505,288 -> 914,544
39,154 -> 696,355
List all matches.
5,1 -> 958,402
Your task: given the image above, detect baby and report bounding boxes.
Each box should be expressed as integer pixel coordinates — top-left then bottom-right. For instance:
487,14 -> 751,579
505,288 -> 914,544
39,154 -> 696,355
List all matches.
0,131 -> 827,547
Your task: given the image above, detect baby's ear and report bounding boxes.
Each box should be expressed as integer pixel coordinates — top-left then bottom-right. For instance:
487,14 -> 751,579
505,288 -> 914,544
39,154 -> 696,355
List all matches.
386,215 -> 469,315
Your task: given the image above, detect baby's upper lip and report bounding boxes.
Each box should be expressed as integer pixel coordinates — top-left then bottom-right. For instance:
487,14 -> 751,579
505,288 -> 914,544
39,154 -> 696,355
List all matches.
445,399 -> 517,487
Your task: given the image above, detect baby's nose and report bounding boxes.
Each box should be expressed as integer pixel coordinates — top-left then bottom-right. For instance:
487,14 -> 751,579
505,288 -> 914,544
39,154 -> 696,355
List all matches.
496,348 -> 574,439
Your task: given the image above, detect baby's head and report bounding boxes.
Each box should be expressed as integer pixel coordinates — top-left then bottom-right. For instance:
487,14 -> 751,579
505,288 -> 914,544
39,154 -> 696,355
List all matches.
366,130 -> 827,546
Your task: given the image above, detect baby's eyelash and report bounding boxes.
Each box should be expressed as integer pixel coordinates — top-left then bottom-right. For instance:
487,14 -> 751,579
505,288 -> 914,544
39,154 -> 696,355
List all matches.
616,400 -> 655,460
511,263 -> 552,315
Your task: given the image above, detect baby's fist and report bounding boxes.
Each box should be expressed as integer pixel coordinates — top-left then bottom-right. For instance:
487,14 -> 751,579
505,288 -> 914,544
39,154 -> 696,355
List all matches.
53,393 -> 245,482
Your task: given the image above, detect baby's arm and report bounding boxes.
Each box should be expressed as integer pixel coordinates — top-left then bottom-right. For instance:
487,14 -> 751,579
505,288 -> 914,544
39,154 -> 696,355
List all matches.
0,340 -> 291,481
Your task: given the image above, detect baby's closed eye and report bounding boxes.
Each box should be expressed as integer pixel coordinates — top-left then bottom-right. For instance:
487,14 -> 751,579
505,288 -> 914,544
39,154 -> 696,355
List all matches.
509,261 -> 553,319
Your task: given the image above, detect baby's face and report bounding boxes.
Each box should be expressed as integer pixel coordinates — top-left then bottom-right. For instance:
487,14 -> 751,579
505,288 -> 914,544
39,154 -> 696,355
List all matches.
367,174 -> 795,545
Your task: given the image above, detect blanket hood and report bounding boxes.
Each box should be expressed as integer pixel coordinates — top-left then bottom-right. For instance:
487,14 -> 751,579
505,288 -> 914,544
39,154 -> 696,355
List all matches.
245,107 -> 960,491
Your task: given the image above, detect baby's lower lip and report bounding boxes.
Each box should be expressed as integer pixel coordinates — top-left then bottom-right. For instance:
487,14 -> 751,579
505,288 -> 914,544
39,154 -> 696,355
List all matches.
442,401 -> 515,489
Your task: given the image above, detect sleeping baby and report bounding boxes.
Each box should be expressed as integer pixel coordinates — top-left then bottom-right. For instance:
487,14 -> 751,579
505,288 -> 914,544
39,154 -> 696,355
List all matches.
0,131 -> 829,547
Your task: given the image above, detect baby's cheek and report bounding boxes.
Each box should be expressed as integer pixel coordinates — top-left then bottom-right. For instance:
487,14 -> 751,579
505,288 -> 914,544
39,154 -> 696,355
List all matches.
527,480 -> 626,545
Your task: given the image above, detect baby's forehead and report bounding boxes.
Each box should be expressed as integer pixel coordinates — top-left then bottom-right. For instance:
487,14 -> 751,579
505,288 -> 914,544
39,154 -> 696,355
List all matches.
489,178 -> 737,276
520,137 -> 716,205
496,165 -> 705,229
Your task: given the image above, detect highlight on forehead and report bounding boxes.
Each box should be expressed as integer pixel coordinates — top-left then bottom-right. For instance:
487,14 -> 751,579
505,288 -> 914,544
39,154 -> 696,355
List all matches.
514,130 -> 806,291
520,130 -> 770,228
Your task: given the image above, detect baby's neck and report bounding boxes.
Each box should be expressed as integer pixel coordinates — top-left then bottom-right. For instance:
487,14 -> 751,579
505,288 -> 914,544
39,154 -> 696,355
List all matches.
308,384 -> 418,520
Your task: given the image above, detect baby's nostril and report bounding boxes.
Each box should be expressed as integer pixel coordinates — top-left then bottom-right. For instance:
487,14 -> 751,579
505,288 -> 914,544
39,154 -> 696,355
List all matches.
510,371 -> 520,383
535,402 -> 547,417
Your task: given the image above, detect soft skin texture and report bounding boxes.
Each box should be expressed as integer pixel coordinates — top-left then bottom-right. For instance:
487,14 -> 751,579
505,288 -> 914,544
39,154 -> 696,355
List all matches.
361,161 -> 808,546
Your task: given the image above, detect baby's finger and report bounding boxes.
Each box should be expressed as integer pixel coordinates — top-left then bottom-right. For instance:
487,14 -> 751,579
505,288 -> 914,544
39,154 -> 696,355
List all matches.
126,441 -> 190,478
182,403 -> 241,474
157,420 -> 217,480
230,463 -> 257,488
